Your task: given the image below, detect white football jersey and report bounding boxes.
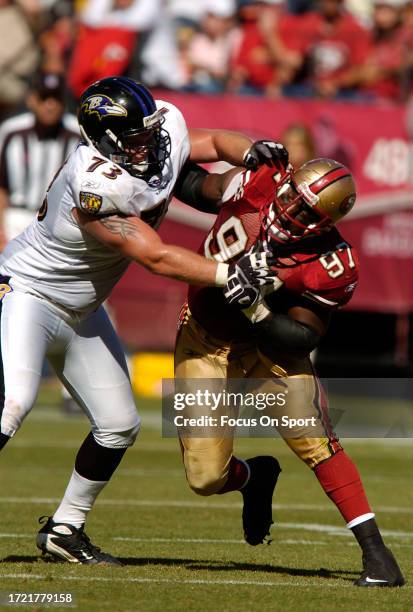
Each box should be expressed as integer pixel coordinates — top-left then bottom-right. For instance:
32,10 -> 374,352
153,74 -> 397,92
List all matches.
0,101 -> 190,315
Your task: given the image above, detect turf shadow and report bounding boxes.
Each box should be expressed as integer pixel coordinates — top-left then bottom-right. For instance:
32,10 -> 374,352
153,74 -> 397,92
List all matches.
184,561 -> 358,581
117,556 -> 358,581
1,555 -> 359,582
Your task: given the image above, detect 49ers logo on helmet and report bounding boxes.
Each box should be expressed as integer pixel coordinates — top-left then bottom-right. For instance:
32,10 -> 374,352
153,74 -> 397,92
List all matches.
81,95 -> 127,120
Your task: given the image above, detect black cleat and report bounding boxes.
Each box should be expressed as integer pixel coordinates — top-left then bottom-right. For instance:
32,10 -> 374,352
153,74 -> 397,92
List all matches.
241,456 -> 281,546
355,546 -> 405,587
36,516 -> 123,566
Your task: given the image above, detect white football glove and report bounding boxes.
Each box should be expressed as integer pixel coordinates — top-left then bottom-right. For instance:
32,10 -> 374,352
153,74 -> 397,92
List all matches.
224,248 -> 279,310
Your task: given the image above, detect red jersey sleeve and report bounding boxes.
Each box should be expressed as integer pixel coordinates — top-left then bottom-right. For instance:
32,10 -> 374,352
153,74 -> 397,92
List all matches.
277,242 -> 359,309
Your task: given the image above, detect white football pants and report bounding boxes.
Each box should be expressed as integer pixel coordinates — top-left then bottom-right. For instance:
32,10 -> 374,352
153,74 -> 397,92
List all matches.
0,288 -> 140,447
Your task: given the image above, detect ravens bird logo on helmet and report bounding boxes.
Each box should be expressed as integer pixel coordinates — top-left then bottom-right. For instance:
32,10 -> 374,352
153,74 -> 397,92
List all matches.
81,95 -> 128,120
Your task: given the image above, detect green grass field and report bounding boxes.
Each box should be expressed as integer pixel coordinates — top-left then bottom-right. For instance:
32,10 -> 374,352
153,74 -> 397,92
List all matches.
0,386 -> 412,611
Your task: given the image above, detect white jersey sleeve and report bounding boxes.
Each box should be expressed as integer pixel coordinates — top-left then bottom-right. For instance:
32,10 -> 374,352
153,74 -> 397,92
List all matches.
69,144 -> 141,216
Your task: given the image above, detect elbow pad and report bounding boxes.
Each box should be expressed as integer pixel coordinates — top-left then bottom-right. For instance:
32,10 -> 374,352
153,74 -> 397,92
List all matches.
255,313 -> 321,359
173,162 -> 218,213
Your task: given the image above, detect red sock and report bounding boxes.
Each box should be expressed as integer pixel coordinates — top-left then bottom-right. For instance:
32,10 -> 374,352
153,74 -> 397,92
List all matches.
314,450 -> 372,524
216,457 -> 249,494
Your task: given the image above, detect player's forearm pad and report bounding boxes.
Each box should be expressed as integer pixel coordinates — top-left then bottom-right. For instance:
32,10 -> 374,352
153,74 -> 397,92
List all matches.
255,313 -> 320,359
173,162 -> 217,213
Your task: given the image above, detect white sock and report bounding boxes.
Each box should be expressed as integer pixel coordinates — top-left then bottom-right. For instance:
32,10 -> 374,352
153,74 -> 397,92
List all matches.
53,469 -> 107,528
346,512 -> 376,530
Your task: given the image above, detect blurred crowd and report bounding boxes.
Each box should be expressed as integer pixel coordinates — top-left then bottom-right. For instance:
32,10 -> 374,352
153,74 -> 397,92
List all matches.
1,0 -> 413,121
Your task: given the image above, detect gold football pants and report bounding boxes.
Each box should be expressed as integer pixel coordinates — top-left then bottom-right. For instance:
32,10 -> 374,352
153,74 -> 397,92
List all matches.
174,309 -> 342,496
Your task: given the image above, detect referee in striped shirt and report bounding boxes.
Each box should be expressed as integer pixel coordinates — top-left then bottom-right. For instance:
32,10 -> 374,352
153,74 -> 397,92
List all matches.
0,71 -> 80,414
0,71 -> 79,249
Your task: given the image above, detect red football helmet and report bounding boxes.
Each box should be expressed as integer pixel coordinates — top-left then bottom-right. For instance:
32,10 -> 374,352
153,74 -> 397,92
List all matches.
261,158 -> 356,244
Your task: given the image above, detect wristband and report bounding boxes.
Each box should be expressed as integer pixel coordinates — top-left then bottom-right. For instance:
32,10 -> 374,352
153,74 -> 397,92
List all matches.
215,262 -> 229,287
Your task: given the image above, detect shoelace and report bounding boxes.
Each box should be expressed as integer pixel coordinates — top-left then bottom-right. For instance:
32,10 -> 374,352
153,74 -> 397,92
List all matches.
38,516 -> 103,558
41,516 -> 117,562
79,531 -> 104,557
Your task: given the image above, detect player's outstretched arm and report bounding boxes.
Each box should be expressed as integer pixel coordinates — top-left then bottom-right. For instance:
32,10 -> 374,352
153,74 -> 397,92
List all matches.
74,208 -> 227,286
189,129 -> 289,170
75,209 -> 278,291
173,162 -> 242,213
189,128 -> 253,166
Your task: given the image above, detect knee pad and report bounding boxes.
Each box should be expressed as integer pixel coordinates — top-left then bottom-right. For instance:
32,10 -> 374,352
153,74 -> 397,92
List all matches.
185,454 -> 227,496
1,395 -> 36,437
92,414 -> 141,449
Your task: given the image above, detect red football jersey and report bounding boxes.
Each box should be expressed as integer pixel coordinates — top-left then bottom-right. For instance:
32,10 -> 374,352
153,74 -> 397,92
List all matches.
188,165 -> 359,341
296,12 -> 370,84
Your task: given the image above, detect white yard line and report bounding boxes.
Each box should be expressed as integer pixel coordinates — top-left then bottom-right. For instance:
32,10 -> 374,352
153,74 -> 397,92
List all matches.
0,534 -> 411,549
8,464 -> 413,486
112,537 -> 333,546
0,496 -> 411,518
0,573 -> 412,590
11,466 -> 184,477
0,496 -> 411,540
0,573 -> 390,589
112,536 -> 413,548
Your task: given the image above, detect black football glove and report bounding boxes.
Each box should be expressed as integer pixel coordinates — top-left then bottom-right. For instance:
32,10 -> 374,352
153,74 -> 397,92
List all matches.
243,140 -> 289,171
224,248 -> 278,309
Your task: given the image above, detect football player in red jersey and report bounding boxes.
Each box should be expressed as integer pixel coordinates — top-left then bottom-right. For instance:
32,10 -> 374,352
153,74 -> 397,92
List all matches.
174,156 -> 405,587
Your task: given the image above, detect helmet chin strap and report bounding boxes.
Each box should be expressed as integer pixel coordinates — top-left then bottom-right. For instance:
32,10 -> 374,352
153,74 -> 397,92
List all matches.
265,200 -> 323,244
79,125 -> 97,151
106,128 -> 152,175
267,205 -> 291,242
269,226 -> 292,242
130,161 -> 149,174
81,123 -> 167,180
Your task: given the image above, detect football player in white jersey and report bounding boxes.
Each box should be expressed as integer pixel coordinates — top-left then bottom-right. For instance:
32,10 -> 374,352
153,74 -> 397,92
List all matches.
0,76 -> 287,565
